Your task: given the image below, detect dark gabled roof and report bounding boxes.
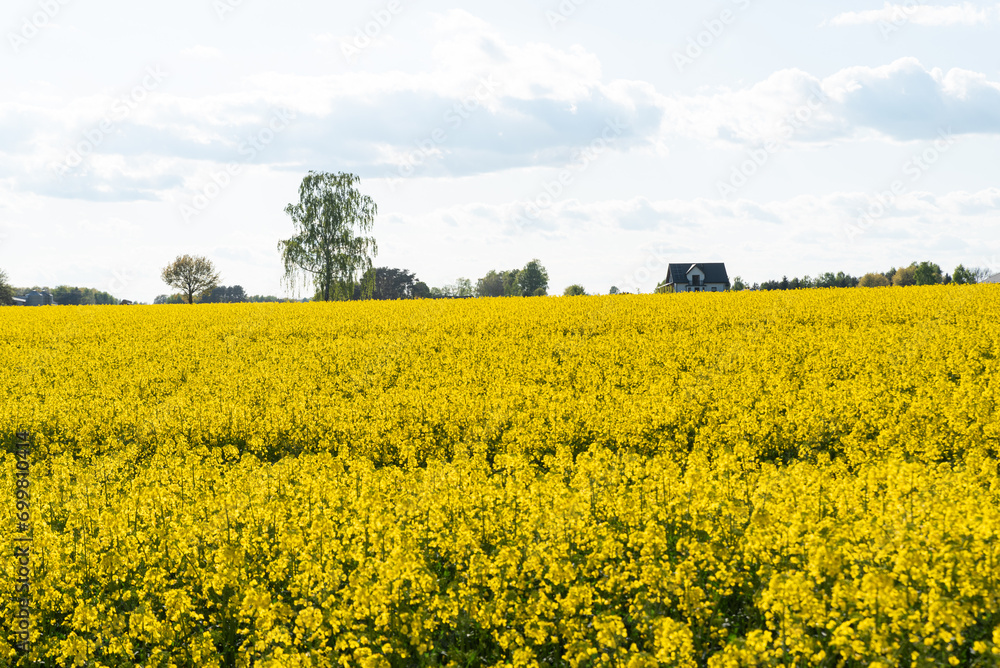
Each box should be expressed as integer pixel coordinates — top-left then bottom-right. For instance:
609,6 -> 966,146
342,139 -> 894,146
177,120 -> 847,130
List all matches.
985,273 -> 1000,284
665,263 -> 730,286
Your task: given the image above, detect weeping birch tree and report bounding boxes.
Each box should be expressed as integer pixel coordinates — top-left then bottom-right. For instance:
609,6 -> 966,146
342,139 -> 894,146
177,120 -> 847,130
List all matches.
278,172 -> 378,301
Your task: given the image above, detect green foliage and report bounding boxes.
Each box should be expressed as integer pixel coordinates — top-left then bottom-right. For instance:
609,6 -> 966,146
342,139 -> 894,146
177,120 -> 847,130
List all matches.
476,269 -> 526,297
359,267 -> 419,300
815,272 -> 859,288
473,262 -> 549,297
731,276 -> 746,292
913,261 -> 943,286
279,171 -> 378,302
161,255 -> 221,304
502,270 -> 521,297
153,294 -> 187,305
17,285 -> 119,305
952,265 -> 990,285
563,284 -> 587,296
476,270 -> 505,298
247,295 -> 303,303
413,281 -> 431,300
52,285 -> 84,305
427,278 -> 473,298
892,266 -> 917,287
0,269 -> 15,305
518,259 -> 549,297
754,272 -> 857,291
201,285 -> 248,303
858,273 -> 890,288
159,291 -> 295,305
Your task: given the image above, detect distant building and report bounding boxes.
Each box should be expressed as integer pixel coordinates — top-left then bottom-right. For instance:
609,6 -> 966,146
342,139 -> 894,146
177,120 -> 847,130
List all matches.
985,273 -> 1000,284
20,290 -> 55,306
659,263 -> 731,293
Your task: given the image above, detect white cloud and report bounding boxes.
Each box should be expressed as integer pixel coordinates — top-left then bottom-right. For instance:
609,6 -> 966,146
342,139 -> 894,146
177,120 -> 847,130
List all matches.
1,9 -> 665,202
661,58 -> 1000,145
3,9 -> 1000,223
6,46 -> 1000,209
829,2 -> 996,27
660,68 -> 842,146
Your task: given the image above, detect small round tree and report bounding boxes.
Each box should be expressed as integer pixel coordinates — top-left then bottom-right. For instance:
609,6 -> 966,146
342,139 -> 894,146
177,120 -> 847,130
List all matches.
161,255 -> 221,304
518,259 -> 549,297
858,273 -> 890,288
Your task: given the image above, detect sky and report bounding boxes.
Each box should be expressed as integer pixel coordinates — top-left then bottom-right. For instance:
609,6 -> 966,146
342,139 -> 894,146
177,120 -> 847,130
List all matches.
1,0 -> 999,301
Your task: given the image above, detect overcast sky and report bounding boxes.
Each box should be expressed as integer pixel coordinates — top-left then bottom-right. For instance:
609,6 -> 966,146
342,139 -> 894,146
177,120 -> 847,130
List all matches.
2,1 -> 999,300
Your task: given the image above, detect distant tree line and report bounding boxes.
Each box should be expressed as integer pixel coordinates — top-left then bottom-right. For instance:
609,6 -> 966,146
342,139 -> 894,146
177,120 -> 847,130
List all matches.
203,285 -> 248,303
307,259 -> 553,301
862,262 -> 992,287
274,173 -> 575,300
48,285 -> 121,305
0,276 -> 120,305
472,260 -> 550,298
732,262 -> 993,292
154,286 -> 301,304
740,271 -> 861,291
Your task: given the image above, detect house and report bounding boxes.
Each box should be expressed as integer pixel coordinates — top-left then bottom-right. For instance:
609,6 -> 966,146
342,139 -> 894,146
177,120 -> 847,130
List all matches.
985,273 -> 1000,284
659,263 -> 731,293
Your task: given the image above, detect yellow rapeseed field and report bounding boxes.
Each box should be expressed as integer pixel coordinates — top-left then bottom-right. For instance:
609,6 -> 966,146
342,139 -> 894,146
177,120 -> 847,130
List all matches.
2,287 -> 1000,667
